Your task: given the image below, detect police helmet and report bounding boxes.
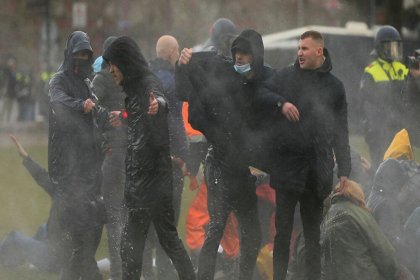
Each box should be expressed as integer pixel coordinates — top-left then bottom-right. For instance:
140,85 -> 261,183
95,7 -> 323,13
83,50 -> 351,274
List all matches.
375,25 -> 402,61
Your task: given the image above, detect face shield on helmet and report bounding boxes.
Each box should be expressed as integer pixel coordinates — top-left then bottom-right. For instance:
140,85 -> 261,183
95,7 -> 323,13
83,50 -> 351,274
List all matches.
379,41 -> 403,61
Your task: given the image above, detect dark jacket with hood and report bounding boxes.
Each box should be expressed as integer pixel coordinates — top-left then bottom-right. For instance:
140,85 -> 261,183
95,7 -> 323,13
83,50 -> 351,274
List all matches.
175,29 -> 274,173
367,158 -> 420,258
48,31 -> 105,233
103,36 -> 171,208
258,50 -> 351,199
150,58 -> 189,162
367,159 -> 409,250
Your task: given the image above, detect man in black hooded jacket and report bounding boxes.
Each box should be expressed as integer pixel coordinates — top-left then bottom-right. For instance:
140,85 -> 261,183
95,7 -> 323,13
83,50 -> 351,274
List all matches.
103,36 -> 195,280
257,30 -> 351,280
177,29 -> 273,280
48,31 -> 107,280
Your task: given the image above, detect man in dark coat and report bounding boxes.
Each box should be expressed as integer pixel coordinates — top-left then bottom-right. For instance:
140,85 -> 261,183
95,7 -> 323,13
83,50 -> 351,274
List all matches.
102,36 -> 195,280
257,30 -> 351,280
177,29 -> 272,280
92,35 -> 127,280
48,31 -> 106,280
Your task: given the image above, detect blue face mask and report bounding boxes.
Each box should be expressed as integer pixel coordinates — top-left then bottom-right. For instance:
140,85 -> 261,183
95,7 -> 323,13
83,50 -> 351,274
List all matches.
234,63 -> 251,75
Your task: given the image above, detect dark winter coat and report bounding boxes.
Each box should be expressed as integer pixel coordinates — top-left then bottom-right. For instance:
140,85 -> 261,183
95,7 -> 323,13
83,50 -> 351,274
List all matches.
92,70 -> 128,149
150,58 -> 189,161
48,31 -> 105,233
321,196 -> 400,280
103,36 -> 172,208
175,29 -> 274,173
367,159 -> 408,250
258,50 -> 351,199
367,158 -> 420,259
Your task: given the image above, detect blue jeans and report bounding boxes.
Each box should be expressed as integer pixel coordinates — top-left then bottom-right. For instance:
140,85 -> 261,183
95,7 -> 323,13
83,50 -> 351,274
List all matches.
0,224 -> 57,272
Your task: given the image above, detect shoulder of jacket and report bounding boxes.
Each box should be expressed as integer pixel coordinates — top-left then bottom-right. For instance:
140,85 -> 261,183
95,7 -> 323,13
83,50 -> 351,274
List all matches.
49,71 -> 69,86
364,60 -> 381,71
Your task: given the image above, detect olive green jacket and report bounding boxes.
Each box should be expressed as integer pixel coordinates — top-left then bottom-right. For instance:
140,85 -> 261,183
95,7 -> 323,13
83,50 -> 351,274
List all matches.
321,197 -> 399,280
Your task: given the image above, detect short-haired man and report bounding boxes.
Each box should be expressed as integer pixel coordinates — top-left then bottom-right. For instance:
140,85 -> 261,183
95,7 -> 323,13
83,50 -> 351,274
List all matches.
258,30 -> 351,280
103,36 -> 195,280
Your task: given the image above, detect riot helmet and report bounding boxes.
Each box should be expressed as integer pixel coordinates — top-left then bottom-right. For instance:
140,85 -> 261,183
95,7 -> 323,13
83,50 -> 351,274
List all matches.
375,25 -> 402,62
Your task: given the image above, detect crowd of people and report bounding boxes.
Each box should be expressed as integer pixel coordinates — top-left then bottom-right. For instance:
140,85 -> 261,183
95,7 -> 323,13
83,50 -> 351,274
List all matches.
2,17 -> 420,280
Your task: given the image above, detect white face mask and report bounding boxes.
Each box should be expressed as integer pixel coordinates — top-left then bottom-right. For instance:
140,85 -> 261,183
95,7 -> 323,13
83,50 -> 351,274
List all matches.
234,63 -> 251,75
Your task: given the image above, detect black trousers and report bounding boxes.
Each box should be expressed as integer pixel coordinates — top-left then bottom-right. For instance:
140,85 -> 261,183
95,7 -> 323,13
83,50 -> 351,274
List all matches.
120,197 -> 195,280
273,186 -> 323,280
55,224 -> 103,280
142,167 -> 185,280
197,156 -> 261,280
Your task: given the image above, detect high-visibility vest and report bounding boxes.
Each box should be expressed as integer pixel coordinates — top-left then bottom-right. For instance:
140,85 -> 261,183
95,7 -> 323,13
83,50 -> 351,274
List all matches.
364,58 -> 408,82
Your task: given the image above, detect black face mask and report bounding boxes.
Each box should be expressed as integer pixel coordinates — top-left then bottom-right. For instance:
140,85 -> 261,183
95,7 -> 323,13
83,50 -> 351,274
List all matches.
72,58 -> 92,78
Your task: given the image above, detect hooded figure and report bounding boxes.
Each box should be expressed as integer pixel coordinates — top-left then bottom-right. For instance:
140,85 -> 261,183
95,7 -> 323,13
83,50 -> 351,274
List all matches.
176,29 -> 273,280
48,31 -> 104,280
103,36 -> 196,280
92,35 -> 127,280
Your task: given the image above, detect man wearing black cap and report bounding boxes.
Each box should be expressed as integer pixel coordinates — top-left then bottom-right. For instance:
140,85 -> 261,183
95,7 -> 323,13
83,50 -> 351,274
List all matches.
103,36 -> 196,280
177,29 -> 274,280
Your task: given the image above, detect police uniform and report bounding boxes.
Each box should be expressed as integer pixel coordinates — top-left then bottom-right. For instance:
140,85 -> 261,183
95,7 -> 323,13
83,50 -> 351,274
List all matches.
360,57 -> 409,168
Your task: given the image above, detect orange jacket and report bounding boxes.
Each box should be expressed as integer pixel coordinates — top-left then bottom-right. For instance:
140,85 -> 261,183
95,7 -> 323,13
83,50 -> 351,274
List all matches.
185,181 -> 240,258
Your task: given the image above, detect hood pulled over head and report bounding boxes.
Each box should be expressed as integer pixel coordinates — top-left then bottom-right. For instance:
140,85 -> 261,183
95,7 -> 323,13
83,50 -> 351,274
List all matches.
59,31 -> 93,73
231,29 -> 264,80
103,36 -> 151,85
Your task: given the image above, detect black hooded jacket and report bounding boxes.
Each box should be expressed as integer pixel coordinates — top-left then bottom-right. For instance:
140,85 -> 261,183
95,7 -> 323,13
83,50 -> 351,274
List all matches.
259,49 -> 351,198
48,31 -> 104,231
103,36 -> 171,207
175,29 -> 274,173
48,31 -> 100,190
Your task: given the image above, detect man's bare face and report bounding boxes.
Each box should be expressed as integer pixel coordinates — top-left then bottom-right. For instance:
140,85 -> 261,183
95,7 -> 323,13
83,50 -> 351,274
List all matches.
298,37 -> 323,70
109,63 -> 124,85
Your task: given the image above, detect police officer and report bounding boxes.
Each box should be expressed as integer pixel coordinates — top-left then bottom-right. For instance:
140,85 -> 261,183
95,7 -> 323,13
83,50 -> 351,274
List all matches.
360,25 -> 409,168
